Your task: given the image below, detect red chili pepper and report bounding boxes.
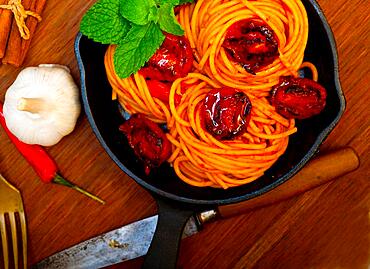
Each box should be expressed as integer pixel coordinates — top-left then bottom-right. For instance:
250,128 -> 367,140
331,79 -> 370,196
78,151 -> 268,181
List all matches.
0,103 -> 105,204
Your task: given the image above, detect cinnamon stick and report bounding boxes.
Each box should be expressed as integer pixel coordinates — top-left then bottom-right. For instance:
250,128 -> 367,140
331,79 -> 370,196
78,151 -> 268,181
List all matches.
2,0 -> 46,66
2,16 -> 23,65
19,0 -> 47,65
0,0 -> 14,59
2,0 -> 33,66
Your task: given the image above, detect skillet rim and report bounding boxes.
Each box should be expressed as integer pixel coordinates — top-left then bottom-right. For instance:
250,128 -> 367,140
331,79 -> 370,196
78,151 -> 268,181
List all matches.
75,0 -> 345,205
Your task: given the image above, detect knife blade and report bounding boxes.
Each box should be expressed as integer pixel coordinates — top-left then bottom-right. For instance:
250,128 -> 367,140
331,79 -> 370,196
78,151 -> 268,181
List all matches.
32,213 -> 207,269
33,147 -> 359,269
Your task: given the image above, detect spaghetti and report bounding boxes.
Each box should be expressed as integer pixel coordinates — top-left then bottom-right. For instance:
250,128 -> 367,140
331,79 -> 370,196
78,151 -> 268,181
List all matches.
178,0 -> 313,96
104,0 -> 316,189
166,73 -> 296,188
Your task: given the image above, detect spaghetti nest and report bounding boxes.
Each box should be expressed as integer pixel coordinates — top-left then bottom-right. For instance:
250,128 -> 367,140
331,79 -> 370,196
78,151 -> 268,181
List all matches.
166,73 -> 296,188
103,0 -> 312,189
178,0 -> 309,96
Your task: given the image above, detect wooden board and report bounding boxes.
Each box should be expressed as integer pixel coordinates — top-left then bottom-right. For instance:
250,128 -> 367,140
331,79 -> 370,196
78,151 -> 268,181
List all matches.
0,0 -> 369,268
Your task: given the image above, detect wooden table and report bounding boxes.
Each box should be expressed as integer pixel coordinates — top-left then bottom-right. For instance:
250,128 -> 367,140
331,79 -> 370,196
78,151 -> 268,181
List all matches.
0,0 -> 369,268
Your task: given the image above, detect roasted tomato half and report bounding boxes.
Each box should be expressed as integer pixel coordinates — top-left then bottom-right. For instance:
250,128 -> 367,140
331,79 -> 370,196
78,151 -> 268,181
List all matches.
201,88 -> 252,140
271,76 -> 327,119
222,19 -> 279,74
119,114 -> 172,174
140,33 -> 193,82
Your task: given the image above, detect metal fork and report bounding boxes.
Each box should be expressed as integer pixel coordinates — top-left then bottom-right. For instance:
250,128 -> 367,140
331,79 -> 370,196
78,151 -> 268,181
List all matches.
0,174 -> 27,269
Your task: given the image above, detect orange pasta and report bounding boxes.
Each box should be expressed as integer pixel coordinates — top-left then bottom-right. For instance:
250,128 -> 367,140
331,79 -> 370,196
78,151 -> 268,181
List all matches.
166,74 -> 296,188
179,0 -> 309,96
104,0 -> 317,189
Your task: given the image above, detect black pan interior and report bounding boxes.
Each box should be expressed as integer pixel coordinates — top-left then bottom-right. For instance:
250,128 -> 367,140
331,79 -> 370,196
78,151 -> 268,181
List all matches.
75,0 -> 345,205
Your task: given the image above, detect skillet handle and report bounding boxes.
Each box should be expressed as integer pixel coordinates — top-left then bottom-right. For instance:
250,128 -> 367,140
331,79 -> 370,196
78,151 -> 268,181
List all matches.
142,197 -> 196,269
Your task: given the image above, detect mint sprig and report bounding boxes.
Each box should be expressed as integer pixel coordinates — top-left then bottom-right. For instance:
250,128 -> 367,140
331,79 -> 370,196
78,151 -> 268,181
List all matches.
158,3 -> 184,36
114,22 -> 165,78
80,0 -> 131,45
156,0 -> 180,4
178,0 -> 194,4
80,0 -> 195,78
120,0 -> 156,26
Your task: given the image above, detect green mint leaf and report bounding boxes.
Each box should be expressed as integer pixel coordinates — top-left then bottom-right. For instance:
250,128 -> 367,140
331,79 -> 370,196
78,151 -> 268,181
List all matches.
120,0 -> 156,25
80,0 -> 130,44
114,22 -> 165,78
158,3 -> 184,36
178,0 -> 194,4
155,0 -> 179,5
148,6 -> 159,23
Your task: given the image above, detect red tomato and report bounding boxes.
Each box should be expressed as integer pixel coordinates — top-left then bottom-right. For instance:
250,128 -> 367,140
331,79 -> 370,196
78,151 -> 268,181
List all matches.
222,19 -> 279,74
201,88 -> 252,140
119,114 -> 172,174
146,80 -> 181,105
271,76 -> 327,119
140,33 -> 194,82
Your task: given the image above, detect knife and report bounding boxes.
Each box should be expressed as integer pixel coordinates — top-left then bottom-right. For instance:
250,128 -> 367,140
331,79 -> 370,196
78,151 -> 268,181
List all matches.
33,147 -> 359,269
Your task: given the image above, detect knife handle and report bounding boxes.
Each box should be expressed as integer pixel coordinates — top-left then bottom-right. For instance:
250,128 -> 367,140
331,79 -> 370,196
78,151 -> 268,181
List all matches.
209,147 -> 359,219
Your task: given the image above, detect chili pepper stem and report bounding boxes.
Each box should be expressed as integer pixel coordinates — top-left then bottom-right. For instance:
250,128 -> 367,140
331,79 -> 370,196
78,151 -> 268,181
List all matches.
53,174 -> 105,204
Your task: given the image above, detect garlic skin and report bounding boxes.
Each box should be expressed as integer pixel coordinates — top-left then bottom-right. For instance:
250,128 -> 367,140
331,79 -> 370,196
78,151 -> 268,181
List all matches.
3,64 -> 81,146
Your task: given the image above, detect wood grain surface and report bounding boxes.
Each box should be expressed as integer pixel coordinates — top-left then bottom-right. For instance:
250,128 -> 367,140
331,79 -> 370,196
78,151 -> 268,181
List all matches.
0,0 -> 369,268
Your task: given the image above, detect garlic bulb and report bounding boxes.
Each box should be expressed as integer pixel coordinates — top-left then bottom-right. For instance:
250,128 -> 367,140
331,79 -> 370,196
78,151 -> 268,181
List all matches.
3,64 -> 81,146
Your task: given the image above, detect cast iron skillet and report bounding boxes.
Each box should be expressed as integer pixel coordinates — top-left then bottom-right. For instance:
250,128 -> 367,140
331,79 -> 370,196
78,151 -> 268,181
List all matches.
75,0 -> 345,267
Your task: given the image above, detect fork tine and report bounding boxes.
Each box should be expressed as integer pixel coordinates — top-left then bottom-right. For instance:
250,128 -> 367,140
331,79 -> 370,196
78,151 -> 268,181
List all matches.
9,212 -> 18,269
19,211 -> 27,269
0,213 -> 9,269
